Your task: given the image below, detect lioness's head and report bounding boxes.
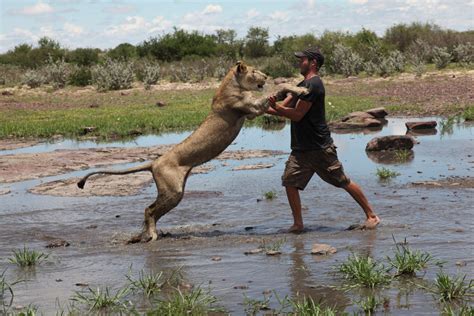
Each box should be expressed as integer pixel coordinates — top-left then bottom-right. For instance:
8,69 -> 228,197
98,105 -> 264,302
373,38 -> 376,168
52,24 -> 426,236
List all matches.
234,61 -> 267,91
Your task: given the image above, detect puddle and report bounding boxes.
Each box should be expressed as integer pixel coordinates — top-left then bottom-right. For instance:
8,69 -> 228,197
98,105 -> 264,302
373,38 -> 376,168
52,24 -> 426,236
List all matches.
0,117 -> 473,314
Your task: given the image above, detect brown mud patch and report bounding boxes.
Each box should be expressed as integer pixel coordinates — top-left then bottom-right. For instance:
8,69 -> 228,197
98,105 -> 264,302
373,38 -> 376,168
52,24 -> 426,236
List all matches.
0,138 -> 41,150
410,176 -> 474,189
29,165 -> 214,197
327,70 -> 474,116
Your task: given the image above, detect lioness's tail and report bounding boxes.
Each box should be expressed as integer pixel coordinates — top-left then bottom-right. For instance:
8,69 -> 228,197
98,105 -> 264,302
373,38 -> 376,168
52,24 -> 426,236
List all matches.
77,162 -> 153,189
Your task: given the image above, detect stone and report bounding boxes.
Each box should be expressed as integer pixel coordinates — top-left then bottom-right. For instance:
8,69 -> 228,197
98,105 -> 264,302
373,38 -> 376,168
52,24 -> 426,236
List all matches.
341,111 -> 375,122
366,107 -> 388,118
45,239 -> 70,248
244,248 -> 263,255
265,250 -> 282,256
311,243 -> 337,255
330,117 -> 383,129
405,121 -> 437,130
0,188 -> 11,195
81,126 -> 97,135
1,90 -> 13,96
366,135 -> 415,151
232,163 -> 274,171
156,101 -> 167,107
211,256 -> 222,261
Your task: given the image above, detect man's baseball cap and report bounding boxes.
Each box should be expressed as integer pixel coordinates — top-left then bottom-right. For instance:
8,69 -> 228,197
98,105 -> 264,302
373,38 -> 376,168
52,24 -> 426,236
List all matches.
294,47 -> 324,68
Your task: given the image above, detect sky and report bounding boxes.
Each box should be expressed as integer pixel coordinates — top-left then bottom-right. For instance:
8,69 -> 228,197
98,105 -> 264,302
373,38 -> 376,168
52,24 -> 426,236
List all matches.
0,0 -> 473,53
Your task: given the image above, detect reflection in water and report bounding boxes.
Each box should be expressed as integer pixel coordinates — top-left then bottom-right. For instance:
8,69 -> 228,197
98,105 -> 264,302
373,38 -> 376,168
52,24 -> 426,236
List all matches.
366,150 -> 415,165
406,129 -> 438,137
288,239 -> 350,312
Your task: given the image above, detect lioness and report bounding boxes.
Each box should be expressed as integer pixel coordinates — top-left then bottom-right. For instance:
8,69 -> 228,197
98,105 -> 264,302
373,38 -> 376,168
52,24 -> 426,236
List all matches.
77,61 -> 308,243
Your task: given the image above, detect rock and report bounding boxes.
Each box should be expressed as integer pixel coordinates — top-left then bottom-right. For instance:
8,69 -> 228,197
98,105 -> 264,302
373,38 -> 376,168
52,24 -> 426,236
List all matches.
120,91 -> 130,96
311,243 -> 337,255
89,103 -> 99,108
127,129 -> 143,136
330,117 -> 383,129
75,283 -> 89,287
45,239 -> 70,248
80,126 -> 97,135
366,135 -> 415,151
0,188 -> 11,195
341,111 -> 375,122
244,248 -> 263,255
456,261 -> 467,266
1,90 -> 13,96
405,121 -> 437,130
232,163 -> 274,171
233,285 -> 249,290
406,129 -> 437,136
211,256 -> 222,261
366,107 -> 388,118
265,250 -> 281,256
273,77 -> 289,85
156,101 -> 167,107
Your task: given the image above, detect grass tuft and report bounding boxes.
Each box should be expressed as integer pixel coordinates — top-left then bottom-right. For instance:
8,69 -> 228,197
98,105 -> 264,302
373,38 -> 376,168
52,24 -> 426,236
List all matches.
376,167 -> 400,180
434,272 -> 474,302
338,254 -> 391,288
394,149 -> 412,162
263,190 -> 277,200
355,295 -> 380,315
71,286 -> 131,312
126,269 -> 164,298
9,246 -> 49,267
387,237 -> 432,276
287,295 -> 337,316
148,286 -> 223,315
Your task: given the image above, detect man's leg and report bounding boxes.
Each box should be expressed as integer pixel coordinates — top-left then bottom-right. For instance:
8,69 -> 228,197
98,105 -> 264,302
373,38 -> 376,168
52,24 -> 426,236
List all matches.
342,180 -> 380,228
285,186 -> 304,233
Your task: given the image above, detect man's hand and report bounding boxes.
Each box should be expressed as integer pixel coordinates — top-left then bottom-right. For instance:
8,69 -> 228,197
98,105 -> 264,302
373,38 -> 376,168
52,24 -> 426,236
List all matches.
268,95 -> 277,109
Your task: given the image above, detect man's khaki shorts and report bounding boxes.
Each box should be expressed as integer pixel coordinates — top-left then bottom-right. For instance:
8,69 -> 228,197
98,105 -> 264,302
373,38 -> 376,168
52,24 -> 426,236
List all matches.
281,144 -> 350,190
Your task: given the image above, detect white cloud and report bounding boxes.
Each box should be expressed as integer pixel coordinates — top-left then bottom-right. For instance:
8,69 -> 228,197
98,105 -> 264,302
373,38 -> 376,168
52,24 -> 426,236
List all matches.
269,11 -> 290,22
105,15 -> 172,36
18,1 -> 54,15
103,5 -> 136,14
64,22 -> 84,35
349,0 -> 369,4
202,4 -> 223,15
246,8 -> 260,19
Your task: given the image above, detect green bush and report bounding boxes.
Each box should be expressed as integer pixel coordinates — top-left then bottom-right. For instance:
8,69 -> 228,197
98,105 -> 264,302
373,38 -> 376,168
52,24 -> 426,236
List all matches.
262,56 -> 296,78
44,58 -> 69,89
92,58 -> 134,91
432,46 -> 451,69
69,66 -> 92,86
21,70 -> 45,88
142,62 -> 161,89
331,43 -> 363,76
453,42 -> 473,66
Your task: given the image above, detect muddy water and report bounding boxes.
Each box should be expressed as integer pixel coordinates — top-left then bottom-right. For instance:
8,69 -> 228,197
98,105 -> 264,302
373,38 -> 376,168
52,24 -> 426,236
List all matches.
0,117 -> 473,314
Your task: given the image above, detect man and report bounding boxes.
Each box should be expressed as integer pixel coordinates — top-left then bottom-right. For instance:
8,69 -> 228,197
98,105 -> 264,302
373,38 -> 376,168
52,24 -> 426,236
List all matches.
266,47 -> 380,233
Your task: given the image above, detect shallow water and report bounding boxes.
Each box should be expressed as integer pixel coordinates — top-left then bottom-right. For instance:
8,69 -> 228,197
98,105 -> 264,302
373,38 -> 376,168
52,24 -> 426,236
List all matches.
0,117 -> 473,315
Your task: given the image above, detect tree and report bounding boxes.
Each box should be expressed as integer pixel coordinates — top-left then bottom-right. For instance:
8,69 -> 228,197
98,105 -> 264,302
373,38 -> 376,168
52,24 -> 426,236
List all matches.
107,43 -> 137,61
244,27 -> 270,58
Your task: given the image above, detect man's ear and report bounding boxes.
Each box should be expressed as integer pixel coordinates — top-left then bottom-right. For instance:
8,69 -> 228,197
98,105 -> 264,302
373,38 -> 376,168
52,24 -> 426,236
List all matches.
236,61 -> 247,73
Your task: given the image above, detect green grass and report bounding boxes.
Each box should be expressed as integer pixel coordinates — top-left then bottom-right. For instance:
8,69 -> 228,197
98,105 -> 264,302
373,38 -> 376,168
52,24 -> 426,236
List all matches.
355,295 -> 380,315
126,269 -> 164,298
338,254 -> 392,289
387,238 -> 432,276
9,246 -> 49,267
1,270 -> 21,310
461,106 -> 474,121
376,167 -> 400,180
259,238 -> 286,254
0,85 -> 379,139
71,286 -> 131,312
394,149 -> 412,163
287,296 -> 337,316
442,303 -> 474,316
147,286 -> 223,315
433,272 -> 474,302
263,190 -> 277,200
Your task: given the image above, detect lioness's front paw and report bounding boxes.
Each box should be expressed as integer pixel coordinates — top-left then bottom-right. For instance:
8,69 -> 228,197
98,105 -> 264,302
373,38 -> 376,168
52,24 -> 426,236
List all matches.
127,230 -> 158,244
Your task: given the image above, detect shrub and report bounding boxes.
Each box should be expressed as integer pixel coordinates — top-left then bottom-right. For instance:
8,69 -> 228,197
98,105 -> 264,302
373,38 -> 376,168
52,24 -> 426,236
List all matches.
453,42 -> 474,66
364,61 -> 379,76
432,46 -> 451,69
262,56 -> 296,78
169,62 -> 191,82
69,66 -> 92,86
21,70 -> 44,88
331,43 -> 363,76
142,62 -> 161,89
92,58 -> 134,91
389,50 -> 405,72
44,58 -> 69,89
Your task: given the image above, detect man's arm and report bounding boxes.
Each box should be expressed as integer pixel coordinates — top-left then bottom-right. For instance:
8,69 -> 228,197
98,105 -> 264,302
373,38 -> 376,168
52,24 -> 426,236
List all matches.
267,94 -> 312,122
266,94 -> 297,116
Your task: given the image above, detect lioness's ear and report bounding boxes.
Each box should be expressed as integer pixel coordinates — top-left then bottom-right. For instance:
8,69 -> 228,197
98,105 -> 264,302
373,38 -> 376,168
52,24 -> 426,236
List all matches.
236,61 -> 247,73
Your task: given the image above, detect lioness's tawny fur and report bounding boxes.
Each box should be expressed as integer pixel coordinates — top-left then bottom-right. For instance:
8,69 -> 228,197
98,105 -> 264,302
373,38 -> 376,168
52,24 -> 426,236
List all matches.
77,62 -> 308,243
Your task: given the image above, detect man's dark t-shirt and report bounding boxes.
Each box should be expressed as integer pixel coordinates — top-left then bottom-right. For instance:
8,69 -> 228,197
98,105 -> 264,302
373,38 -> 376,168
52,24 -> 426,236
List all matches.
290,76 -> 333,151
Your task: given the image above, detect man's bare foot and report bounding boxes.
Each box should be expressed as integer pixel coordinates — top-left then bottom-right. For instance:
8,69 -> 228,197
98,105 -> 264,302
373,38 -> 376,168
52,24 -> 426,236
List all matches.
288,224 -> 304,234
362,215 -> 380,229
